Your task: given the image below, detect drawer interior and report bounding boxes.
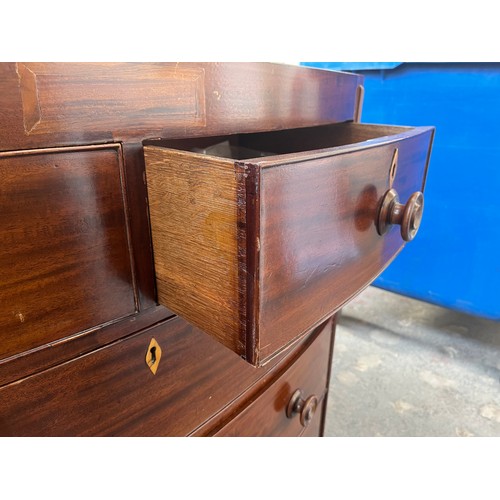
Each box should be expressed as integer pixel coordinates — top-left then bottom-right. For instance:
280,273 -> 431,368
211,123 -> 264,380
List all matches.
144,122 -> 411,160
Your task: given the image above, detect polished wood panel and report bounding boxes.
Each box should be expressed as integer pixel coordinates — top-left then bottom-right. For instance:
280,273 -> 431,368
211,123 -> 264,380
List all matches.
0,145 -> 136,361
16,63 -> 206,136
0,305 -> 172,389
190,319 -> 333,436
0,63 -> 363,152
256,125 -> 434,361
0,316 -> 331,437
213,318 -> 332,436
0,62 -> 359,438
144,123 -> 434,365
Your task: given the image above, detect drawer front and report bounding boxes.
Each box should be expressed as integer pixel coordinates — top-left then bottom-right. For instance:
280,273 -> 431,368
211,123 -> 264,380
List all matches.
256,126 -> 434,362
213,317 -> 332,437
1,63 -> 362,152
0,145 -> 136,361
144,122 -> 434,366
0,316 -> 326,437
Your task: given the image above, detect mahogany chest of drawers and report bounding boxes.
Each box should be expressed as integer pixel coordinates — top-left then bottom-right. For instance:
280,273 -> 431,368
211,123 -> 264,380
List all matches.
0,63 -> 433,436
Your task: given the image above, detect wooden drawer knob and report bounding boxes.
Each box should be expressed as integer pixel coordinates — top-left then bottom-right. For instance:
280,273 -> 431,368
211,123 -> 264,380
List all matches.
286,389 -> 319,427
377,189 -> 424,242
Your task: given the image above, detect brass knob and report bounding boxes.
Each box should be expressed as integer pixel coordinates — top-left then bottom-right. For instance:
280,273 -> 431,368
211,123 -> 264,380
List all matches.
376,189 -> 424,242
286,389 -> 319,427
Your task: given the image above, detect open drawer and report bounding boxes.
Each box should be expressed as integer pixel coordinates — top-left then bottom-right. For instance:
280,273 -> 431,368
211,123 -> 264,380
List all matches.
144,122 -> 434,365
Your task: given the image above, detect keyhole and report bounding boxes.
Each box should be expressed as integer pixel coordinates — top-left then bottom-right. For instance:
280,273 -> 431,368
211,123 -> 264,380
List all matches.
389,148 -> 399,187
390,162 -> 396,181
145,338 -> 162,375
149,346 -> 157,366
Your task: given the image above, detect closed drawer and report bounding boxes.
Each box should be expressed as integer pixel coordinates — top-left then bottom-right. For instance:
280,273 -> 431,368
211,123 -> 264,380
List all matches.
0,144 -> 136,362
213,317 -> 332,437
0,316 -> 327,437
144,121 -> 434,365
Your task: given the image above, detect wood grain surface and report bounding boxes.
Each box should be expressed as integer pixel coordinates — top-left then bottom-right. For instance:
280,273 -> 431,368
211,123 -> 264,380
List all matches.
213,316 -> 332,436
0,316 -> 333,436
0,305 -> 172,389
256,125 -> 435,362
0,62 -> 360,437
15,63 -> 206,135
121,142 -> 160,310
0,145 -> 136,362
144,123 -> 434,365
145,147 -> 243,353
0,63 -> 363,152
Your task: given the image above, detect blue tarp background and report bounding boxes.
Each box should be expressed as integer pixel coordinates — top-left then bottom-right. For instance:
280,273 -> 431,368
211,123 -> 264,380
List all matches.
301,62 -> 500,320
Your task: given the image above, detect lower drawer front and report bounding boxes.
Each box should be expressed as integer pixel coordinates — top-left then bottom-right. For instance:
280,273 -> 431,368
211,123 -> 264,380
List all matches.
213,319 -> 332,437
0,316 -> 323,437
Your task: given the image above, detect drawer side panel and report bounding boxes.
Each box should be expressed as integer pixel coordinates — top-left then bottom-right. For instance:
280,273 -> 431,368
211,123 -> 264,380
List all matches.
144,146 -> 243,354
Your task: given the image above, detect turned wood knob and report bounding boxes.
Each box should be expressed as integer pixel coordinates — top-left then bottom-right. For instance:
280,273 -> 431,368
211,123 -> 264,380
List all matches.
286,389 -> 319,427
376,189 -> 424,242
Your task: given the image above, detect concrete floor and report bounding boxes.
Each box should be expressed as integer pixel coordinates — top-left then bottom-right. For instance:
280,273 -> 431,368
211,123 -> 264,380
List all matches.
324,286 -> 500,437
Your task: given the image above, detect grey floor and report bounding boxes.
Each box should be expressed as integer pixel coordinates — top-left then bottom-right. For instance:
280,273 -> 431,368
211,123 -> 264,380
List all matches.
324,286 -> 500,437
